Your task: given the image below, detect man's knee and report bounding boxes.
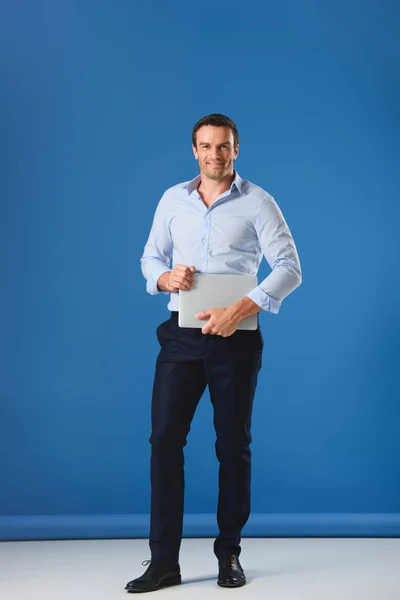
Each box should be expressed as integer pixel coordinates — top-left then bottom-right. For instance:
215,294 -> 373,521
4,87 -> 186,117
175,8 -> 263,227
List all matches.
215,438 -> 251,461
149,431 -> 188,450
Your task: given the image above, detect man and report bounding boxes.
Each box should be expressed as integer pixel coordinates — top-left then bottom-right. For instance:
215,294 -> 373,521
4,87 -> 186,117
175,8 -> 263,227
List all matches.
125,114 -> 302,593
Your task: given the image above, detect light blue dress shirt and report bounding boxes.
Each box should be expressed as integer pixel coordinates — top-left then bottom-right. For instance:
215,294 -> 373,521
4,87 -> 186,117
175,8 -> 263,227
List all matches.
140,170 -> 302,314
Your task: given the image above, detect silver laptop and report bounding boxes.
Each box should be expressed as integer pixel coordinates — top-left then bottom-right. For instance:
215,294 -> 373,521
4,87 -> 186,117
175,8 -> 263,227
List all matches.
178,273 -> 258,330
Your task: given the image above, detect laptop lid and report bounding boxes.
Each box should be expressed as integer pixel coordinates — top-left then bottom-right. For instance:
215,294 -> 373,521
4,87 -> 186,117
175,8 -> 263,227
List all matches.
178,273 -> 258,330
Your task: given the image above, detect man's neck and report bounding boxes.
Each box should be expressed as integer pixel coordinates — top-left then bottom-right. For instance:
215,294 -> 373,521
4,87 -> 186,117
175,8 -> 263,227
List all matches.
197,171 -> 235,199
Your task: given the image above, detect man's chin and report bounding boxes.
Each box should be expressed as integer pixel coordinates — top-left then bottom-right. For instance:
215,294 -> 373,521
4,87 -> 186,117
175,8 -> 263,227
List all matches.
204,168 -> 226,180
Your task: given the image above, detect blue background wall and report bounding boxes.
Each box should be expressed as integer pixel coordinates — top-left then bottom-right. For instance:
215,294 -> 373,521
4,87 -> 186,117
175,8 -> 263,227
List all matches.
1,0 -> 399,540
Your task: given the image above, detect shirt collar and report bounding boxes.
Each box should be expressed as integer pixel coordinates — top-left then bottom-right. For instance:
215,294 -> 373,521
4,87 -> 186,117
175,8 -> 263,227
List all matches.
186,170 -> 243,196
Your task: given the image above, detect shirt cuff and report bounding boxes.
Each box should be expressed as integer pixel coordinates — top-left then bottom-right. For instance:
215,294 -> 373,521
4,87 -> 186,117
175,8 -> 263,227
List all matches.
146,266 -> 172,295
246,287 -> 282,314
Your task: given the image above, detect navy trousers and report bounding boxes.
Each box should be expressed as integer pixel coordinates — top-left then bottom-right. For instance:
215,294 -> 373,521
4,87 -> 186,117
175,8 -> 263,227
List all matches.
149,311 -> 263,563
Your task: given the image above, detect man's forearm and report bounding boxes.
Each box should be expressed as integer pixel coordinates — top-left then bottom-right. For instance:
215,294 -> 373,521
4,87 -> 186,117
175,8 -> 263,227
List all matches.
228,296 -> 263,321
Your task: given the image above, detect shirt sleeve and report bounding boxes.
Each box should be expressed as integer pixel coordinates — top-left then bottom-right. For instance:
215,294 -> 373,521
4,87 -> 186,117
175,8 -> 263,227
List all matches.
140,193 -> 173,295
246,195 -> 302,314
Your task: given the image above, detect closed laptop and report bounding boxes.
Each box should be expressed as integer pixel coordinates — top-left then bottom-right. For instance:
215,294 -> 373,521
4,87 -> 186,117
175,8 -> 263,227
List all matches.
178,272 -> 258,330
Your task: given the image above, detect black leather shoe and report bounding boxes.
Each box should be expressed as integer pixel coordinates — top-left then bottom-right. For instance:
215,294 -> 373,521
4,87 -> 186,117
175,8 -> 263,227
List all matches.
125,559 -> 181,593
217,554 -> 246,588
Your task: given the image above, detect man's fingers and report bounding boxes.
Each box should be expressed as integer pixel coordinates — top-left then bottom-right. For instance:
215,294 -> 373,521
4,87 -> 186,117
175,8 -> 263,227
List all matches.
170,273 -> 195,289
173,265 -> 196,277
168,265 -> 197,290
195,310 -> 210,319
170,276 -> 193,289
174,264 -> 195,274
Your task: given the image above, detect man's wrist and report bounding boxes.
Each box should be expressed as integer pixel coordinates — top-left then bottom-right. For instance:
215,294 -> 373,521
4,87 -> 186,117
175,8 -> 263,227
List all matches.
156,271 -> 171,292
227,296 -> 262,321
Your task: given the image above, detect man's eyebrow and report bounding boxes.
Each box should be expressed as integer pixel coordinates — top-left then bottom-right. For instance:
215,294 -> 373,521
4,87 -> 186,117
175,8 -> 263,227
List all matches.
199,141 -> 231,146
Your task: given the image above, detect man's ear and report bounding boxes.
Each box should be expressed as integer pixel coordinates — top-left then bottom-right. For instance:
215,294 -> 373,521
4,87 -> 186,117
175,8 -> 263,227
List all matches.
192,145 -> 198,160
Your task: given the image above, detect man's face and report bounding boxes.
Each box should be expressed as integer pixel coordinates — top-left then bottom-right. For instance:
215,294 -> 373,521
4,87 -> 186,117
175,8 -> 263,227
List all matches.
192,126 -> 239,181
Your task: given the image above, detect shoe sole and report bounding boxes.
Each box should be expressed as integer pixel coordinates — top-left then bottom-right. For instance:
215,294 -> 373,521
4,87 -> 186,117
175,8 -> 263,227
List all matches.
217,579 -> 246,588
125,575 -> 181,593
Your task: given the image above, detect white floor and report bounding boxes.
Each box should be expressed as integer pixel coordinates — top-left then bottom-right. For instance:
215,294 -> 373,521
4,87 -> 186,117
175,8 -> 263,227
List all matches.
1,537 -> 399,599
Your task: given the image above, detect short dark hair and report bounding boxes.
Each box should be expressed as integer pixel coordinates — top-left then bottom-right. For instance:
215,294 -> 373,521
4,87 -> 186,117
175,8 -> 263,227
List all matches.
192,113 -> 239,148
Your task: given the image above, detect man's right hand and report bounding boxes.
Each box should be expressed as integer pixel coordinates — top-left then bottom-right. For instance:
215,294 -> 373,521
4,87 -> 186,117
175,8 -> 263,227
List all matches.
157,265 -> 196,293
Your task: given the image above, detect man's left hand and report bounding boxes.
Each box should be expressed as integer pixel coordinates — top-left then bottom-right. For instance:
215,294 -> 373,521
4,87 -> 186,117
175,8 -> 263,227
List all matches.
195,307 -> 240,337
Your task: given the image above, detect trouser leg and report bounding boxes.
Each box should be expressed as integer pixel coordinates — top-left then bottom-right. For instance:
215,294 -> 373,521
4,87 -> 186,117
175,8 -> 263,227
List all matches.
204,328 -> 263,559
149,318 -> 207,562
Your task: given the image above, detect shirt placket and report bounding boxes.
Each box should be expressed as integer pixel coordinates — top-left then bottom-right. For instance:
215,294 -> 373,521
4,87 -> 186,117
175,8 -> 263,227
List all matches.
202,211 -> 211,272
194,189 -> 232,273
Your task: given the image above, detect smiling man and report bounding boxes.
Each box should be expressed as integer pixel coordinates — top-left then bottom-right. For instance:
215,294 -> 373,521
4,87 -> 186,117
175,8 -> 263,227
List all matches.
125,114 -> 302,593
